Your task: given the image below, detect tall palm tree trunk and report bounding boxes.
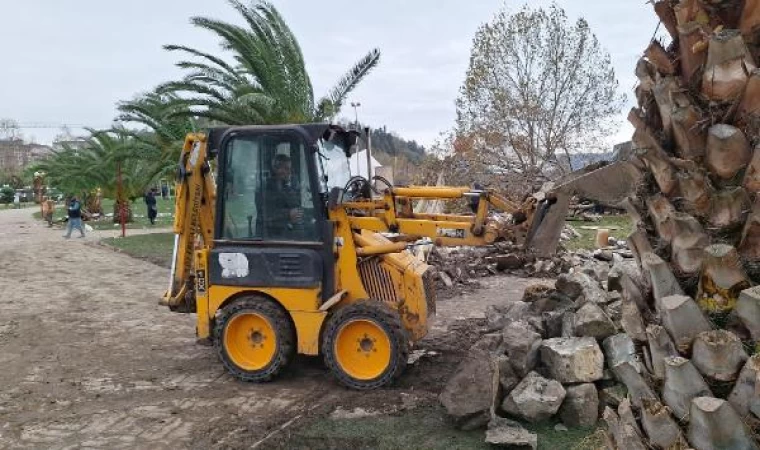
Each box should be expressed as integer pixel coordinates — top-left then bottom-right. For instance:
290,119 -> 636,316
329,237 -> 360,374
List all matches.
611,1 -> 760,448
112,199 -> 133,224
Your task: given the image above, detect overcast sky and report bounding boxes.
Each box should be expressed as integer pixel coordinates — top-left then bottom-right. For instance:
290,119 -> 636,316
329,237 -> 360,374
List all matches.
1,1 -> 658,148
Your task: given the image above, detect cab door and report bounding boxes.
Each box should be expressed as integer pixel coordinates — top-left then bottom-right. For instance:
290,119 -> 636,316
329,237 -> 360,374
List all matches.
209,128 -> 334,308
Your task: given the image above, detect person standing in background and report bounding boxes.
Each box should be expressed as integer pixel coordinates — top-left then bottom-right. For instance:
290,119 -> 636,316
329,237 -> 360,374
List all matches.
64,195 -> 85,238
42,197 -> 56,227
145,189 -> 158,225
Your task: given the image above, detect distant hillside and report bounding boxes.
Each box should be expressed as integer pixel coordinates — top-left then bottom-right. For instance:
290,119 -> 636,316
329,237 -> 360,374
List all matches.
369,126 -> 425,162
337,121 -> 426,162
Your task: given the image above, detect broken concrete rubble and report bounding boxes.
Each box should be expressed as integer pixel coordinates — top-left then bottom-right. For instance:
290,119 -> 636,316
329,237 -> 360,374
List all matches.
502,321 -> 542,378
485,417 -> 537,449
539,337 -> 604,383
574,302 -> 617,339
602,333 -> 642,373
555,272 -> 607,305
560,312 -> 576,337
501,371 -> 566,423
498,355 -> 521,395
558,383 -> 599,428
598,383 -> 627,407
439,345 -> 500,430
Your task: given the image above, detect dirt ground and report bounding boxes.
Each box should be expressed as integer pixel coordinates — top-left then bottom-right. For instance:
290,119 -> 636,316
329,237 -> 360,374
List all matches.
0,208 -> 544,449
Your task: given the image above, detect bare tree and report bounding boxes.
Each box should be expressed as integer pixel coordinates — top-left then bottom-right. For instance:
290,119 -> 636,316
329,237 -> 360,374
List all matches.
456,4 -> 625,176
0,119 -> 22,141
414,131 -> 540,202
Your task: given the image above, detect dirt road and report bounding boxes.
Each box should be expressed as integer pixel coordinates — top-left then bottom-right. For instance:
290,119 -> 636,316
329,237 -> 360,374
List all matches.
0,208 -> 541,449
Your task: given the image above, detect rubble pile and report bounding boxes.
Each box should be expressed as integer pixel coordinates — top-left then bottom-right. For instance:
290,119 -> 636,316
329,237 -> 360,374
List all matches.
439,260 -> 641,447
428,227 -> 634,292
441,246 -> 760,448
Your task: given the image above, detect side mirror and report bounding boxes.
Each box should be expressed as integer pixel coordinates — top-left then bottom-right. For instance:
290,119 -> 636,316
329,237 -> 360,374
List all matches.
346,132 -> 359,157
322,125 -> 361,157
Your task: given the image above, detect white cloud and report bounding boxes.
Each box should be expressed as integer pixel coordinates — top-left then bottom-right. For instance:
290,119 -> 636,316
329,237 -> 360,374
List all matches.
2,0 -> 656,149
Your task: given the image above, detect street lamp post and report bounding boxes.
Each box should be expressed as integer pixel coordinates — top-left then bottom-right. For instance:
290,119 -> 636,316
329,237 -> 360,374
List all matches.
350,102 -> 361,130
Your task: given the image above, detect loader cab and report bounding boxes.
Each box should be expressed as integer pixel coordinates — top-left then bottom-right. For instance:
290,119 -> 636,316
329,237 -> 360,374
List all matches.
208,124 -> 356,302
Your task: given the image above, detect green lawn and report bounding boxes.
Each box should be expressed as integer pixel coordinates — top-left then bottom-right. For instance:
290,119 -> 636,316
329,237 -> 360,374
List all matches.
273,406 -> 603,450
563,215 -> 634,252
33,197 -> 176,230
101,232 -> 174,268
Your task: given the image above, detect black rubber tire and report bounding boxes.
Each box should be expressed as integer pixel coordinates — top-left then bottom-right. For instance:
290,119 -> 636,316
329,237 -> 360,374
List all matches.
322,300 -> 409,390
214,296 -> 295,382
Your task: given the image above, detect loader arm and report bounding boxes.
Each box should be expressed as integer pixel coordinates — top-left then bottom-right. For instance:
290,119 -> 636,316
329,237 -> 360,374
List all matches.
160,134 -> 216,311
333,184 -> 540,248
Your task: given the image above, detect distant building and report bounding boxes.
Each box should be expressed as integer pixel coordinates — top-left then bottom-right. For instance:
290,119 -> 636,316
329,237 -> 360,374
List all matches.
0,139 -> 53,172
52,137 -> 89,152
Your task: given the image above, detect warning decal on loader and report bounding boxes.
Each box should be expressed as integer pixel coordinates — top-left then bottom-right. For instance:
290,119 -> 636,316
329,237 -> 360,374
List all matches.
436,228 -> 465,239
218,253 -> 249,278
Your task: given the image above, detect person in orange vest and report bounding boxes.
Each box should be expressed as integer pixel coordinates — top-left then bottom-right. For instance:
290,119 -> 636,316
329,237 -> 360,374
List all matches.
42,197 -> 56,227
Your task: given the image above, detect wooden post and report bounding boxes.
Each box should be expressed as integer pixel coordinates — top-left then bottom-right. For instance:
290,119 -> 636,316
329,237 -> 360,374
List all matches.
118,161 -> 126,238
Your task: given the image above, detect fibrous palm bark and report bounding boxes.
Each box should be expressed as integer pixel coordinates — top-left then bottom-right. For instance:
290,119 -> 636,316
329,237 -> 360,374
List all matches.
609,1 -> 760,447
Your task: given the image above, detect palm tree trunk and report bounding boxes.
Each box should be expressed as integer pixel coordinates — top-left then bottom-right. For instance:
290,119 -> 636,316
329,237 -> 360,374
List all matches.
112,199 -> 133,223
615,2 -> 760,447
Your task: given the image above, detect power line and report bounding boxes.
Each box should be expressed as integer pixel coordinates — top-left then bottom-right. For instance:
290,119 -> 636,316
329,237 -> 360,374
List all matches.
14,123 -> 109,129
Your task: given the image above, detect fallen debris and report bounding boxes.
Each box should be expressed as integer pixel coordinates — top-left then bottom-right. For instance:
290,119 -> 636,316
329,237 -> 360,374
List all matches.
485,417 -> 538,449
501,372 -> 566,423
540,337 -> 604,383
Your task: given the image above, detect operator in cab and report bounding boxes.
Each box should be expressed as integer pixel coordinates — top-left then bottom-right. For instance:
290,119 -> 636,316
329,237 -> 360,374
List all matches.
258,153 -> 304,238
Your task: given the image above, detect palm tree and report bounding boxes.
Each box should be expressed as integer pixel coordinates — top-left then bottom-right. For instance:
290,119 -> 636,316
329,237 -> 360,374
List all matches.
159,0 -> 380,125
115,90 -> 198,180
33,130 -> 167,222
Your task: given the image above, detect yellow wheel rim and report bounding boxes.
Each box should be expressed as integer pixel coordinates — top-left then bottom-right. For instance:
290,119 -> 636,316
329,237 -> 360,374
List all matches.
334,319 -> 392,381
223,313 -> 277,371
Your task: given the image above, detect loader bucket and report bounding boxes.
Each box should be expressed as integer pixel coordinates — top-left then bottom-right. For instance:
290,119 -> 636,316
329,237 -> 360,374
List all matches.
524,193 -> 570,257
524,160 -> 643,257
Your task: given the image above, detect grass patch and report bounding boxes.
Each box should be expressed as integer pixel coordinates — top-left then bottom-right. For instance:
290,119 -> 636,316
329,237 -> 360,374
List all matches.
563,215 -> 634,252
101,232 -> 174,267
274,406 -> 602,450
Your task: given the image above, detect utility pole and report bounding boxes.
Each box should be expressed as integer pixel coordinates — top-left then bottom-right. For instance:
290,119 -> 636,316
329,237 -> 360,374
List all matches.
365,126 -> 372,181
117,161 -> 126,238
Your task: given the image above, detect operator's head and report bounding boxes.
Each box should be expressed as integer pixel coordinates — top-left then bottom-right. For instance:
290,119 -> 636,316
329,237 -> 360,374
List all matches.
273,154 -> 291,181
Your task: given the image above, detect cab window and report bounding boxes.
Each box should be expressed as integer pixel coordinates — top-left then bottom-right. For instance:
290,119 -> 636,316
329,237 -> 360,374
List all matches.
221,133 -> 318,241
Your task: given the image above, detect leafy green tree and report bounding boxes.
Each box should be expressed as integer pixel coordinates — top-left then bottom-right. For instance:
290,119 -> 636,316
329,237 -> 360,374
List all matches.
0,186 -> 13,204
160,0 -> 380,124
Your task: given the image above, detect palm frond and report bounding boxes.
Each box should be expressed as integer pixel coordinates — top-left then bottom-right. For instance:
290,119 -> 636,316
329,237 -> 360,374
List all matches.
320,49 -> 381,118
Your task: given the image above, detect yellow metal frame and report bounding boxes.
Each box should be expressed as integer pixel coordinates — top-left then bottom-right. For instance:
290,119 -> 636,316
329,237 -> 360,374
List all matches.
162,134 -> 216,308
